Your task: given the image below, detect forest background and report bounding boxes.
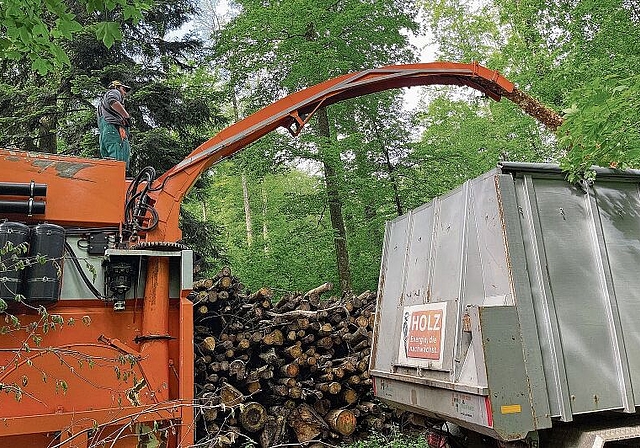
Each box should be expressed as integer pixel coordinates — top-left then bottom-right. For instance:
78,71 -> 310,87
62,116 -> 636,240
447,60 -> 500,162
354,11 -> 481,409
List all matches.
0,0 -> 638,294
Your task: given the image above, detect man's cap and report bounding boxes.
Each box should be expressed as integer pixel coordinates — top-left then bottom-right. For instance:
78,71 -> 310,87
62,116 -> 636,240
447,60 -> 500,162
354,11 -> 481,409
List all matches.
109,80 -> 131,91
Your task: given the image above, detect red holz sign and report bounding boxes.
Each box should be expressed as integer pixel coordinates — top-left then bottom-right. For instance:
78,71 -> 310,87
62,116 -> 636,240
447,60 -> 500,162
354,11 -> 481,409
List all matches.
398,302 -> 448,369
406,309 -> 443,359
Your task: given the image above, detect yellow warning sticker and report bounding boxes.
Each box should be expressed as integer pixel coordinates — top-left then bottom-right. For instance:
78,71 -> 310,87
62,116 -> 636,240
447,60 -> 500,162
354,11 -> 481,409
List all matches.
500,404 -> 522,414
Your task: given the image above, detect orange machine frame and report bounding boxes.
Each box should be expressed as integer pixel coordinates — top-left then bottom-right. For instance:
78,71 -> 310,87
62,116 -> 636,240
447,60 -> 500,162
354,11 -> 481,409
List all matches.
0,62 -> 542,447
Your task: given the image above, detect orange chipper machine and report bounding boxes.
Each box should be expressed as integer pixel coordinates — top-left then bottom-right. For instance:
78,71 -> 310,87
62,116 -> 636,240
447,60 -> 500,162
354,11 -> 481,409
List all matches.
0,63 -> 518,447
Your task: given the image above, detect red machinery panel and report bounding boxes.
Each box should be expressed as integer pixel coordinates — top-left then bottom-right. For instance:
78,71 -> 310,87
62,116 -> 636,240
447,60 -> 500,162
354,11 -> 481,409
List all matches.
0,150 -> 126,227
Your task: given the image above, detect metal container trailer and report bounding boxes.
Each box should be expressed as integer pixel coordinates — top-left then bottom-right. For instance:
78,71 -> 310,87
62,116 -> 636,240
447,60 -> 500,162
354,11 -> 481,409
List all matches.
370,162 -> 640,446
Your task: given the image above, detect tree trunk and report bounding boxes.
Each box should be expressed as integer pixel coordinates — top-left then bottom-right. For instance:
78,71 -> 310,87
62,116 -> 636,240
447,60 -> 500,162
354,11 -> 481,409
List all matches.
373,123 -> 403,216
316,107 -> 352,292
38,94 -> 57,154
201,200 -> 207,221
233,87 -> 254,248
242,174 -> 253,246
261,182 -> 269,253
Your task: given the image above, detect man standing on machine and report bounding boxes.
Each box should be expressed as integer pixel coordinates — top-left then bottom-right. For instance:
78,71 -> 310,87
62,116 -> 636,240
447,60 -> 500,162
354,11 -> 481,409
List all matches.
97,80 -> 132,170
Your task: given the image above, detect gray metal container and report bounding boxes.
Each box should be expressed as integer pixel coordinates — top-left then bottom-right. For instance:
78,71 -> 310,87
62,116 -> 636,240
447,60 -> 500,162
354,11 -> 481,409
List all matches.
370,162 -> 640,442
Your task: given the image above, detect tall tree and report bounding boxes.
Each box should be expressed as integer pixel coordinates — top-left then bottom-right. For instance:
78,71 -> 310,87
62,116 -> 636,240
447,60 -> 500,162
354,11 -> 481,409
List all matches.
215,0 -> 419,291
204,160 -> 339,291
0,0 -> 227,170
0,0 -> 229,267
493,0 -> 640,176
406,94 -> 554,208
328,93 -> 416,290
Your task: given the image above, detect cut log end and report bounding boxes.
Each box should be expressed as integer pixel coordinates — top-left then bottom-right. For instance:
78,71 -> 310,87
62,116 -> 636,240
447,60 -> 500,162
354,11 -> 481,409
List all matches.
200,336 -> 216,353
288,403 -> 328,443
240,402 -> 268,433
325,409 -> 357,436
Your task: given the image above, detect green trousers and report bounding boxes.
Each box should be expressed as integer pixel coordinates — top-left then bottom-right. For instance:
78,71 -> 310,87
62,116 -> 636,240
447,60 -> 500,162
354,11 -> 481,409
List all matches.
98,117 -> 130,169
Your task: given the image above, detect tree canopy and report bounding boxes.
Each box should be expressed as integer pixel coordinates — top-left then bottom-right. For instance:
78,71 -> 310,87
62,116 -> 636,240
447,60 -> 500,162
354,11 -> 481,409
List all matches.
1,0 -> 638,293
423,0 -> 640,179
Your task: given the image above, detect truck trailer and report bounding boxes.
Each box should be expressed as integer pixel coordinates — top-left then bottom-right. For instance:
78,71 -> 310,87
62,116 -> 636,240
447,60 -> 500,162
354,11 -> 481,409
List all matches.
371,162 -> 640,447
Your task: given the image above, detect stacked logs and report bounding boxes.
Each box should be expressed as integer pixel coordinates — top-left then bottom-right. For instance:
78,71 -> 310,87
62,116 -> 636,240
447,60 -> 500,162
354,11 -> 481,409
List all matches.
192,268 -> 393,447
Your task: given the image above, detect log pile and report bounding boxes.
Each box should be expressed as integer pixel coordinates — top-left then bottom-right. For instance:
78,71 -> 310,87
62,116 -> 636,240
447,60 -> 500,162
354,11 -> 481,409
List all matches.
191,267 -> 393,447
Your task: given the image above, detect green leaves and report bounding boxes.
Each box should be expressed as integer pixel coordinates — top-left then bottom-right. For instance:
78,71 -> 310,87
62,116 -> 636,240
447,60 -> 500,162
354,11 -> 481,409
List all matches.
95,21 -> 123,48
0,0 -> 152,74
212,0 -> 419,291
559,72 -> 640,181
217,0 -> 418,95
0,0 -> 81,72
44,0 -> 68,16
55,379 -> 68,395
198,161 -> 340,291
415,0 -> 640,183
85,0 -> 151,18
8,314 -> 19,328
55,16 -> 83,40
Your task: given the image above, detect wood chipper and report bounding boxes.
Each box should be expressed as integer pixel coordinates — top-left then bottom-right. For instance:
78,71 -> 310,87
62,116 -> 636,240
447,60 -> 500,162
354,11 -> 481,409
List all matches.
0,62 -> 553,447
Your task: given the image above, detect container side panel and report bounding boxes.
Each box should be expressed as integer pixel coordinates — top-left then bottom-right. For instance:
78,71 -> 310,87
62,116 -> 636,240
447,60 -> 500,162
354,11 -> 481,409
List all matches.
431,190 -> 465,302
502,175 -> 552,429
595,182 -> 640,404
465,175 -> 512,307
404,203 -> 434,307
372,216 -> 410,371
532,179 -> 621,413
375,378 -> 497,439
463,188 -> 485,308
513,176 -> 568,421
457,175 -> 512,385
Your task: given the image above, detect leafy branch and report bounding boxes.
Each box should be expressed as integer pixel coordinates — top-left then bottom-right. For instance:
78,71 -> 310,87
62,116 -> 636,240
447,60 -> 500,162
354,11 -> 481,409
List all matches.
0,0 -> 153,74
559,73 -> 640,182
0,241 -> 105,403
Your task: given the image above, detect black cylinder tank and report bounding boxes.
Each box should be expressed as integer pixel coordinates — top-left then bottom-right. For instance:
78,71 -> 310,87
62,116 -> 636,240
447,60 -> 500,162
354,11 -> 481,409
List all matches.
0,222 -> 30,301
25,223 -> 65,303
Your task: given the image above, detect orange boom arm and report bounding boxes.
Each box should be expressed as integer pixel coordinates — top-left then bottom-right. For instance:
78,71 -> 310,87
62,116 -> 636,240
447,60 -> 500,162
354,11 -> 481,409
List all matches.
147,61 -> 518,242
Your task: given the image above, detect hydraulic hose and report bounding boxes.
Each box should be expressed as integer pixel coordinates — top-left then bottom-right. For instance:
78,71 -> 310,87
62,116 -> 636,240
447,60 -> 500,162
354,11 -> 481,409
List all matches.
64,241 -> 105,300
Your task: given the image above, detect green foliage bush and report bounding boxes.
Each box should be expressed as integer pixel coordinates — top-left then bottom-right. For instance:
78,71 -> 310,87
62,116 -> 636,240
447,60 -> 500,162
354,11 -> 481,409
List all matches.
344,431 -> 431,448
